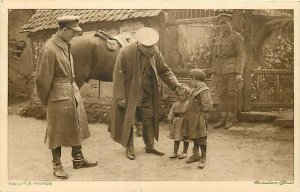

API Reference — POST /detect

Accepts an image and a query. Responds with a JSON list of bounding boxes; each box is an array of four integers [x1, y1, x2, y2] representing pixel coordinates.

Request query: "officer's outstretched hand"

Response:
[[235, 74, 242, 83], [117, 99, 126, 108]]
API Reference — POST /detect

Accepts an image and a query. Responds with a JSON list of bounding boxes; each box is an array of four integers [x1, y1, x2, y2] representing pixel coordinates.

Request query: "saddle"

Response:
[[94, 30, 132, 51]]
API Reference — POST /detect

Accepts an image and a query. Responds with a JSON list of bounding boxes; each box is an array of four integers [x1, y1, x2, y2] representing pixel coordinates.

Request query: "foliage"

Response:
[[187, 27, 219, 69], [188, 42, 215, 69], [84, 102, 111, 124], [260, 35, 294, 69], [251, 36, 294, 107], [19, 101, 46, 120], [19, 100, 111, 124], [255, 17, 293, 56]]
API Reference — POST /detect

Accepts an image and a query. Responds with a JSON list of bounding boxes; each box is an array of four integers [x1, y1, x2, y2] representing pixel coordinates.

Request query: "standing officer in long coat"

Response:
[[35, 16, 97, 179], [109, 27, 182, 160], [211, 13, 246, 129]]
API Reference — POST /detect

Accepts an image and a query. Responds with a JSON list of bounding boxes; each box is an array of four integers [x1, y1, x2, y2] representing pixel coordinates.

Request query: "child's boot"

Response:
[[224, 112, 236, 129], [186, 147, 200, 163], [170, 141, 179, 158], [178, 152, 188, 159], [198, 145, 206, 169], [169, 152, 178, 158]]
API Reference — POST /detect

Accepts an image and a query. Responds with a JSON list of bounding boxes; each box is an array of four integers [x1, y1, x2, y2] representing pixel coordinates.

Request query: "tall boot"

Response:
[[52, 147, 68, 179], [52, 161, 68, 179], [224, 112, 236, 129], [72, 146, 98, 169], [213, 112, 227, 129], [126, 127, 135, 160], [198, 145, 206, 169], [186, 143, 200, 163]]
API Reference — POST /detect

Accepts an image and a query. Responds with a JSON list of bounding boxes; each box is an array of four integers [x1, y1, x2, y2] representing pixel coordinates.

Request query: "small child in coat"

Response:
[[186, 69, 213, 169], [167, 84, 191, 159]]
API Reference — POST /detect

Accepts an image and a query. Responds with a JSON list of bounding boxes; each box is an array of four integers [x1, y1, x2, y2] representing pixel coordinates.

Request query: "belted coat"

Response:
[[186, 82, 213, 139], [35, 34, 90, 149], [211, 30, 246, 75], [109, 41, 180, 148]]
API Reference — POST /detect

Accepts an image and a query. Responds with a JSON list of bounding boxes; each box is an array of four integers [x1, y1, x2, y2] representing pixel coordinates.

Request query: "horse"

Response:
[[71, 31, 131, 88]]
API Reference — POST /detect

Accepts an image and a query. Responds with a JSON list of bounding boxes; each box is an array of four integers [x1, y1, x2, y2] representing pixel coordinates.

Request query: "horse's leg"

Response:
[[75, 68, 90, 89], [76, 79, 85, 89]]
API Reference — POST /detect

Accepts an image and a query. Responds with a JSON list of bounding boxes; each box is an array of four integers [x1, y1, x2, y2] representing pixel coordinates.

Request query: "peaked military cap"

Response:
[[135, 27, 159, 47], [217, 13, 233, 23], [57, 15, 82, 32]]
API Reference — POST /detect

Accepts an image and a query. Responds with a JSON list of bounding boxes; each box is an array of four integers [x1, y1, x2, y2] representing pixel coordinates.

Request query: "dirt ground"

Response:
[[7, 103, 294, 181]]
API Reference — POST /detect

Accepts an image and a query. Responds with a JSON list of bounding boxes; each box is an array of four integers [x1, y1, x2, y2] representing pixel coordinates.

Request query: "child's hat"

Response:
[[189, 69, 206, 81]]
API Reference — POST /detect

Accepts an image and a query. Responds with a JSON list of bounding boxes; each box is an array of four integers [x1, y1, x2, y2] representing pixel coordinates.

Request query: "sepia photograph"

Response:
[[1, 1, 299, 192]]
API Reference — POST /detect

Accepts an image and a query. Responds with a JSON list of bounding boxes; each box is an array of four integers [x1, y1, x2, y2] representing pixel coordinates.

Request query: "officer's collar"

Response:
[[51, 33, 70, 49]]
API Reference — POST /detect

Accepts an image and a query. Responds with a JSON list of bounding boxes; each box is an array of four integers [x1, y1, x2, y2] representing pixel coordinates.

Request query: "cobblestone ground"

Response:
[[7, 111, 293, 181]]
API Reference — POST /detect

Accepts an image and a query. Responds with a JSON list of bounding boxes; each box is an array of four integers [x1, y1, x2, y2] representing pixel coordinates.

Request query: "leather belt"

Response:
[[53, 76, 75, 83], [174, 112, 185, 117]]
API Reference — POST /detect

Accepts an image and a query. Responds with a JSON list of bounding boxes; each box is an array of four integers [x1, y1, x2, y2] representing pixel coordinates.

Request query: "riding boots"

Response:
[[213, 112, 227, 129], [198, 145, 207, 169]]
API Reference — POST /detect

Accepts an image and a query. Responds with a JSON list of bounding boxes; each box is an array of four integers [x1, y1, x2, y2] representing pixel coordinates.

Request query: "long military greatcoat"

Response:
[[35, 34, 90, 149], [109, 41, 180, 148]]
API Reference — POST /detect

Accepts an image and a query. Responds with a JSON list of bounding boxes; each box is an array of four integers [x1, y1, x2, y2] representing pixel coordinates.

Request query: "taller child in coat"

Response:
[[35, 16, 97, 179], [186, 69, 213, 169], [109, 27, 182, 160]]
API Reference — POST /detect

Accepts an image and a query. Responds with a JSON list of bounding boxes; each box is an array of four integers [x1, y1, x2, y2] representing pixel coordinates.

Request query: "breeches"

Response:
[[127, 97, 154, 147], [215, 73, 239, 113]]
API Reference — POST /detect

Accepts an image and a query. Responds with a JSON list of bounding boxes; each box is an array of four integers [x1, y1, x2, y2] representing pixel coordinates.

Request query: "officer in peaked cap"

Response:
[[35, 15, 97, 179], [56, 15, 82, 32], [211, 12, 246, 130], [135, 27, 159, 47], [110, 26, 183, 160], [134, 27, 160, 57]]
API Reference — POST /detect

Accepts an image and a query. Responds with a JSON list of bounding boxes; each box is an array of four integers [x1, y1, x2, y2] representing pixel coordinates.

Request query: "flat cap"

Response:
[[217, 13, 232, 23], [135, 27, 159, 47], [189, 68, 207, 81], [57, 15, 82, 32]]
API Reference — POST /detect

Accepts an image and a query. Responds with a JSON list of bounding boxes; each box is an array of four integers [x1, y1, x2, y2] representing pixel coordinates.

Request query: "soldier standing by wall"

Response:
[[211, 13, 246, 129]]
